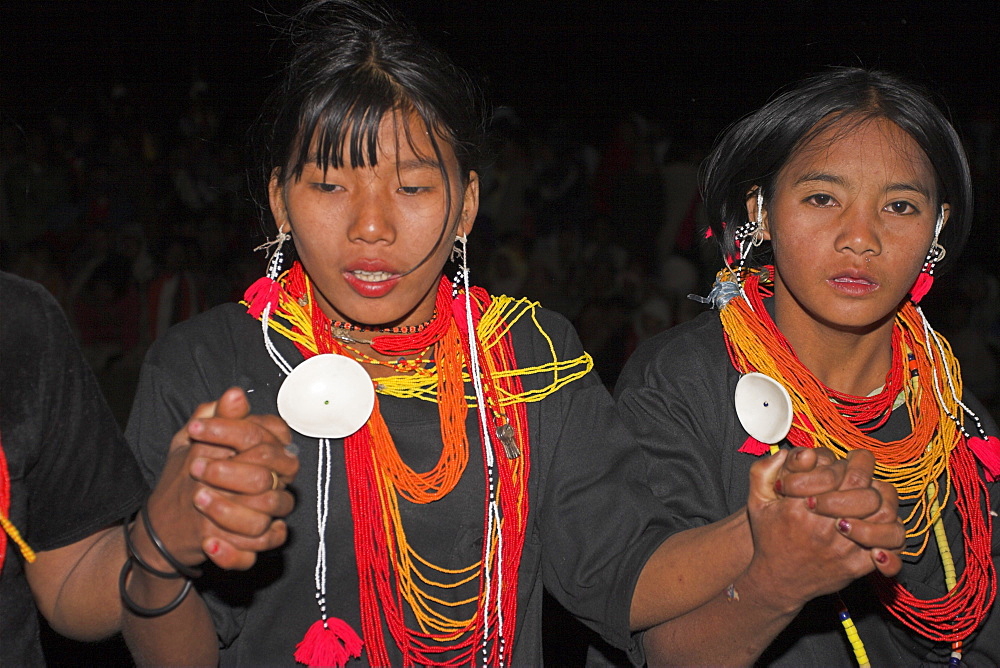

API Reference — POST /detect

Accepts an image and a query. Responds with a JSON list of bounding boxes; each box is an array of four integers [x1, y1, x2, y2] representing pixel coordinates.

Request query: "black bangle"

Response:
[[140, 504, 203, 579], [122, 518, 181, 579], [119, 557, 193, 617]]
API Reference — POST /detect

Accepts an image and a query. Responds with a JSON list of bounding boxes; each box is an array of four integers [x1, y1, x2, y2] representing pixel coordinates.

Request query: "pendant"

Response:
[[331, 325, 368, 346], [276, 354, 375, 438], [495, 417, 521, 459]]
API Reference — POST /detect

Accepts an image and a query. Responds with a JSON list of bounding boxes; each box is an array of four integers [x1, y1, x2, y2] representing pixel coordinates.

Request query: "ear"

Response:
[[744, 186, 771, 241], [268, 168, 291, 233], [938, 203, 951, 232], [457, 171, 479, 238]]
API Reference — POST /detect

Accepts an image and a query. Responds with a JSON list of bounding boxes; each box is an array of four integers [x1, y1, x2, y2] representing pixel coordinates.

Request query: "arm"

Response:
[[121, 388, 298, 667], [639, 450, 904, 667], [629, 447, 900, 630]]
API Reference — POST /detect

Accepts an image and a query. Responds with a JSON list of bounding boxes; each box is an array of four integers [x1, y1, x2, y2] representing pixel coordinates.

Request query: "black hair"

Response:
[[701, 68, 972, 275], [251, 0, 485, 239]]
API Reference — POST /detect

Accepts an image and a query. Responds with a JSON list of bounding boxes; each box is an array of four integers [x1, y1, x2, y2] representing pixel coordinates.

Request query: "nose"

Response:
[[347, 189, 396, 245], [835, 205, 881, 258]]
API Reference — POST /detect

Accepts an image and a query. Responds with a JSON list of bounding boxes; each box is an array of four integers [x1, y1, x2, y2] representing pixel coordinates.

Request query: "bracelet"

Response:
[[119, 557, 193, 617], [140, 504, 203, 579], [122, 518, 181, 579]]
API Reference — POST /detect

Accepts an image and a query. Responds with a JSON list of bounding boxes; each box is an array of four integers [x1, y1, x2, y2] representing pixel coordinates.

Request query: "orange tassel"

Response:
[[294, 618, 363, 668]]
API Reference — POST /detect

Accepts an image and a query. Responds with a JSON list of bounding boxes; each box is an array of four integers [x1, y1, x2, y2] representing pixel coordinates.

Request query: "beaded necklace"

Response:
[[244, 261, 592, 666], [0, 434, 36, 571], [719, 267, 997, 663]]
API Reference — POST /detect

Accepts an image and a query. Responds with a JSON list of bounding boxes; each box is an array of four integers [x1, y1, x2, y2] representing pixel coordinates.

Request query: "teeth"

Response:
[[352, 270, 392, 282]]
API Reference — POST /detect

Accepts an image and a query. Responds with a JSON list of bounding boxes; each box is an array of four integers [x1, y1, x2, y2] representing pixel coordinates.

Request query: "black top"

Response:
[[126, 299, 675, 666], [616, 308, 1000, 666], [0, 272, 148, 666]]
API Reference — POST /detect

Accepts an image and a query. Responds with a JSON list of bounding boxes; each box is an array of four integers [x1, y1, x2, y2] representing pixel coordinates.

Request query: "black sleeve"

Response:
[[528, 309, 677, 651], [614, 315, 750, 530], [0, 272, 147, 551]]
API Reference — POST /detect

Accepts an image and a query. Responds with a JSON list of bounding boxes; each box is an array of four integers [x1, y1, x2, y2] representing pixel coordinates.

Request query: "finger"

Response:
[[871, 549, 903, 577], [194, 488, 296, 534], [243, 414, 293, 448], [839, 449, 876, 491], [780, 447, 827, 473], [202, 522, 289, 571], [870, 480, 900, 519], [834, 516, 906, 551], [193, 455, 298, 495], [778, 460, 845, 498], [187, 416, 288, 456], [807, 487, 882, 519], [749, 449, 788, 504], [213, 387, 252, 421], [191, 399, 220, 420]]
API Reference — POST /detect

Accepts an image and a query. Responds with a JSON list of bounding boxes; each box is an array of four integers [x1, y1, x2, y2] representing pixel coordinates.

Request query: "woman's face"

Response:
[[269, 112, 478, 328], [754, 117, 947, 339]]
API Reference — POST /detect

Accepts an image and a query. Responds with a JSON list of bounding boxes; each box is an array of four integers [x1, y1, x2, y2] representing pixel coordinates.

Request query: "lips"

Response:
[[829, 271, 879, 296], [343, 260, 401, 298]]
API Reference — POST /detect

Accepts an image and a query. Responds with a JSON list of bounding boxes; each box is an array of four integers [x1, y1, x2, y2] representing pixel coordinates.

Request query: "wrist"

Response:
[[738, 559, 808, 617]]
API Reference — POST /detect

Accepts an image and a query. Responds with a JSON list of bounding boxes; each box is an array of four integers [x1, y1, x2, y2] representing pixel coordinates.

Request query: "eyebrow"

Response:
[[397, 157, 442, 171], [794, 172, 931, 198]]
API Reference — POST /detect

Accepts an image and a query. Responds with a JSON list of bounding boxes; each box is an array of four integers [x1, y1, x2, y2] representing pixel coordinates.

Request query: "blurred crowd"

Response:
[[3, 84, 999, 426]]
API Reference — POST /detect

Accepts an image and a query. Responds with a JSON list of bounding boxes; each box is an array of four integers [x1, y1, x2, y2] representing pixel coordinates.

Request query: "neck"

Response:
[[773, 294, 896, 397]]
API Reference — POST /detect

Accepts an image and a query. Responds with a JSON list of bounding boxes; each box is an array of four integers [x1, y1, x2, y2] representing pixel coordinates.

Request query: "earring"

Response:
[[245, 227, 291, 319], [731, 188, 765, 274], [255, 227, 292, 280], [909, 208, 946, 304], [451, 233, 469, 298]]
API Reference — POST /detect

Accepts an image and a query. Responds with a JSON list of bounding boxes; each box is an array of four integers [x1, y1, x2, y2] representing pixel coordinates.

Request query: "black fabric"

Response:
[[616, 308, 1000, 666], [0, 272, 148, 666], [125, 300, 675, 666]]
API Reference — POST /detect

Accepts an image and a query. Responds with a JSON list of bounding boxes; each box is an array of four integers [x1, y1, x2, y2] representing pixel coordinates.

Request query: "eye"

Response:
[[805, 193, 835, 207], [885, 200, 918, 215], [398, 185, 430, 195], [312, 182, 342, 193]]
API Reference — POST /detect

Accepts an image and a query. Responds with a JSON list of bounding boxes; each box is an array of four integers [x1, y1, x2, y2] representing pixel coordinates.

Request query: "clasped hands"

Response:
[[138, 387, 300, 576], [745, 447, 906, 610]]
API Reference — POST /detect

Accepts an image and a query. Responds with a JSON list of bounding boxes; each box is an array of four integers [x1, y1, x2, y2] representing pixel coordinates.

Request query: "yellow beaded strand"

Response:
[[0, 511, 36, 562]]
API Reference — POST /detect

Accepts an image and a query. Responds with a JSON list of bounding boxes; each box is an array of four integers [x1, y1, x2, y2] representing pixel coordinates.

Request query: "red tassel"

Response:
[[738, 436, 771, 456], [909, 272, 934, 304], [968, 435, 1000, 482], [244, 276, 281, 319], [294, 618, 363, 667]]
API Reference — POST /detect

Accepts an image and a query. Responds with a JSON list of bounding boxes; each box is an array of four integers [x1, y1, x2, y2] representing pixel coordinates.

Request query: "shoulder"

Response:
[[146, 302, 259, 365], [616, 308, 728, 395], [1, 271, 67, 341]]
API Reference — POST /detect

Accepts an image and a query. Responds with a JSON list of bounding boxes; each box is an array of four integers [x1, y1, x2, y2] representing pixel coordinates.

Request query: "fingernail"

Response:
[[875, 550, 888, 564], [206, 539, 220, 555], [189, 419, 204, 436], [284, 443, 300, 457], [190, 458, 206, 478], [773, 479, 783, 494], [195, 489, 212, 509], [807, 496, 816, 510], [838, 519, 851, 533]]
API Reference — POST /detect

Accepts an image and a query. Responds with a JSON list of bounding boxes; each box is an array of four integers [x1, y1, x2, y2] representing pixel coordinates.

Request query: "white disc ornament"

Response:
[[277, 354, 375, 438], [734, 372, 793, 444]]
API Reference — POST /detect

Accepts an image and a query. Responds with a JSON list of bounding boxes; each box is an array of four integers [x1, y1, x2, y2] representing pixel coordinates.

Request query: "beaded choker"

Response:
[[719, 267, 997, 659]]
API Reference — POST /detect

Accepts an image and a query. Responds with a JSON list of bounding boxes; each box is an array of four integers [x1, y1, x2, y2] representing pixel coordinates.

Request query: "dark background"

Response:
[[6, 1, 998, 143]]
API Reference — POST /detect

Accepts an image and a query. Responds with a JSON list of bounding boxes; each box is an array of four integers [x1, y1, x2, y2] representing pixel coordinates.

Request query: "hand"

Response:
[[774, 447, 904, 576], [143, 388, 299, 571], [741, 451, 897, 612]]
